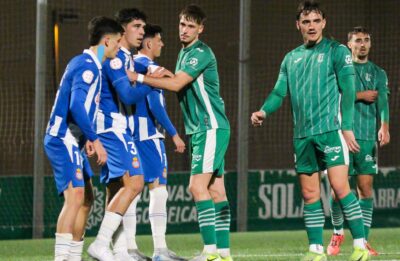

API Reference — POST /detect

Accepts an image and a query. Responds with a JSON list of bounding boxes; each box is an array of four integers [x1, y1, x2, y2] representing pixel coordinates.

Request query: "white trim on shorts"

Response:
[[203, 129, 217, 173], [338, 130, 349, 165]]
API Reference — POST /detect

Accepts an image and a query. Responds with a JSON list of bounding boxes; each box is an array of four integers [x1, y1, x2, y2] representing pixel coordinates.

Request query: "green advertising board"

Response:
[[0, 168, 399, 239]]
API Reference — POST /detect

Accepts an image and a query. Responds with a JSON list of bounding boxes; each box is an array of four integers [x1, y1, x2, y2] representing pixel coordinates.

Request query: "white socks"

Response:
[[96, 211, 123, 246], [203, 244, 218, 254], [334, 228, 344, 235], [54, 233, 72, 260], [218, 248, 231, 258], [309, 244, 324, 254], [123, 193, 141, 250], [68, 240, 84, 261], [354, 238, 366, 249], [149, 186, 168, 249]]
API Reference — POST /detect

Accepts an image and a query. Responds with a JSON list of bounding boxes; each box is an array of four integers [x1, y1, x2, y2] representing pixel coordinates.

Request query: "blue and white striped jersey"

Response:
[[46, 49, 102, 146], [96, 47, 135, 135], [133, 54, 177, 141]]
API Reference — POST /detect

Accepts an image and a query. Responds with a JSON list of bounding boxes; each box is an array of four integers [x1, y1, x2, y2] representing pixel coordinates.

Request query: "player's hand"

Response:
[[92, 139, 107, 165], [378, 123, 390, 147], [342, 130, 360, 153], [172, 134, 186, 153], [251, 111, 266, 127], [85, 141, 95, 157], [126, 69, 138, 83], [149, 67, 174, 78], [358, 90, 378, 103]]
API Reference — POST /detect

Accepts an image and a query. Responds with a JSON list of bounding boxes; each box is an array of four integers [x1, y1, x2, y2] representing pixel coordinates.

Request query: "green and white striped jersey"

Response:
[[175, 40, 230, 135], [279, 37, 355, 138], [353, 61, 389, 140]]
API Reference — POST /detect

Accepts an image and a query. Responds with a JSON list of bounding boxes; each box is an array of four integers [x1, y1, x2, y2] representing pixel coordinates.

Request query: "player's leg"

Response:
[[293, 136, 326, 261], [207, 129, 231, 261], [320, 131, 368, 260], [356, 140, 378, 256], [327, 190, 345, 256], [44, 135, 85, 261]]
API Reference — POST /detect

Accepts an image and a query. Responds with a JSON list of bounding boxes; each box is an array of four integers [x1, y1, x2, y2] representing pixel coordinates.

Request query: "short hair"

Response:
[[347, 26, 371, 41], [179, 4, 207, 25], [138, 24, 163, 51], [115, 8, 147, 25], [88, 16, 124, 46], [296, 0, 326, 20]]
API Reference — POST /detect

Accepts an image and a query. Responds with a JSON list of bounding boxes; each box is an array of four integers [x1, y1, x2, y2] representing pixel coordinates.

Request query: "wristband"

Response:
[[137, 73, 144, 83]]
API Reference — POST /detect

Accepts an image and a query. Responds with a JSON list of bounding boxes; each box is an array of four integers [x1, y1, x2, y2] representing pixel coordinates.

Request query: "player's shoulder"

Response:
[[326, 38, 348, 52], [69, 52, 99, 78], [368, 61, 386, 75], [191, 41, 214, 57], [133, 54, 152, 66]]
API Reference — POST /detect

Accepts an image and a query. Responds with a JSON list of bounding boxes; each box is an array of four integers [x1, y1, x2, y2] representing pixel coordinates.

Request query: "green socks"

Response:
[[359, 198, 373, 240], [215, 201, 231, 249], [195, 199, 217, 245], [339, 192, 365, 239], [303, 200, 325, 245], [330, 197, 344, 231]]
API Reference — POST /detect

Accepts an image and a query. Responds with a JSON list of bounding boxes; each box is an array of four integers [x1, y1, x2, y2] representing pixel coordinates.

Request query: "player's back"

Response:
[[97, 47, 134, 135], [46, 50, 101, 144], [133, 54, 165, 141], [283, 37, 354, 138]]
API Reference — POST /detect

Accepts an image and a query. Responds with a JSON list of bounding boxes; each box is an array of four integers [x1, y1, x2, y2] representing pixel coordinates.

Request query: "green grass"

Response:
[[0, 228, 399, 260]]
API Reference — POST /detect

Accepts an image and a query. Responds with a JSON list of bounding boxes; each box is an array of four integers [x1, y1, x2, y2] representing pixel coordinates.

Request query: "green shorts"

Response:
[[189, 129, 230, 176], [293, 130, 349, 174], [349, 140, 378, 175]]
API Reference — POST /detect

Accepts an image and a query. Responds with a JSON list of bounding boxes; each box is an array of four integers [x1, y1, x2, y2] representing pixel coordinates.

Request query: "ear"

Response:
[[296, 21, 300, 31], [321, 18, 326, 30], [347, 41, 352, 49], [198, 24, 204, 34], [104, 36, 110, 47], [146, 40, 152, 50]]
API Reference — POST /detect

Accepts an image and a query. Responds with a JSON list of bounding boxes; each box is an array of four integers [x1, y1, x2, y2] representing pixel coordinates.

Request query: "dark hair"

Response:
[[348, 26, 371, 41], [88, 16, 124, 46], [296, 0, 326, 20], [138, 24, 163, 51], [115, 8, 147, 25], [179, 4, 207, 25]]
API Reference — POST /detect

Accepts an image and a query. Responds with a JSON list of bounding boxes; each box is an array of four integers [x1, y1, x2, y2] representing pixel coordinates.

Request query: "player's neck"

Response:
[[89, 45, 105, 63], [182, 38, 199, 49], [120, 38, 133, 53], [139, 50, 155, 60], [353, 55, 368, 64]]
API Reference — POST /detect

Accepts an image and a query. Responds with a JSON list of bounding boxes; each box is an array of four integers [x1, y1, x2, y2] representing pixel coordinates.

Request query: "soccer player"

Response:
[[131, 23, 187, 261], [250, 1, 369, 261], [44, 16, 123, 261], [327, 26, 390, 257], [87, 8, 152, 261], [126, 5, 232, 261]]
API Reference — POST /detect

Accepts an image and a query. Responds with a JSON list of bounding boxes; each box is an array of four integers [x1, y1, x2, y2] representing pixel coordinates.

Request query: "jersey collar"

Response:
[[135, 52, 153, 61], [120, 46, 131, 55], [183, 39, 202, 51], [83, 49, 102, 69]]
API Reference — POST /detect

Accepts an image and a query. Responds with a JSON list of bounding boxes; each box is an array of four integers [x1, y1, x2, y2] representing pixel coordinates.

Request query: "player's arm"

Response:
[[147, 90, 185, 153], [251, 57, 288, 127], [377, 70, 390, 146], [334, 44, 359, 152], [106, 58, 152, 105]]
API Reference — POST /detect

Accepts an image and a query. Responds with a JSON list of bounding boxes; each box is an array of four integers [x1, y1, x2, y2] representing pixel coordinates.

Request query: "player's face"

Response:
[[296, 11, 326, 46], [150, 33, 164, 58], [348, 32, 371, 59], [123, 19, 146, 48], [179, 16, 203, 47], [104, 33, 122, 59]]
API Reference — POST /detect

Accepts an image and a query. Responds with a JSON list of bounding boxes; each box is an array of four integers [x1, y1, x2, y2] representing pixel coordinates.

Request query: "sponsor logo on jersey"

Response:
[[365, 73, 371, 82], [82, 70, 94, 84], [132, 157, 140, 168], [294, 57, 303, 64], [345, 55, 352, 65], [76, 168, 83, 180], [85, 59, 93, 63], [189, 57, 198, 67], [324, 146, 342, 154], [193, 154, 202, 162], [331, 155, 340, 161], [196, 47, 204, 52], [365, 154, 374, 162], [317, 53, 324, 63], [192, 164, 198, 170], [110, 57, 123, 70]]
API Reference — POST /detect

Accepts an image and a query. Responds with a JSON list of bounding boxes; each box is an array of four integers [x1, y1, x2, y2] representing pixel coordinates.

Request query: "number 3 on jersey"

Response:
[[128, 141, 138, 155]]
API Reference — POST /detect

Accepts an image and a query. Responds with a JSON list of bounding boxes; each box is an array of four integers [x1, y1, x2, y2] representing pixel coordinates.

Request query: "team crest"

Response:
[[82, 70, 94, 84], [76, 168, 83, 180], [365, 154, 374, 162], [345, 55, 352, 65], [132, 157, 140, 169], [110, 57, 123, 70], [365, 73, 371, 82], [317, 53, 324, 63], [189, 58, 198, 67], [162, 167, 167, 178]]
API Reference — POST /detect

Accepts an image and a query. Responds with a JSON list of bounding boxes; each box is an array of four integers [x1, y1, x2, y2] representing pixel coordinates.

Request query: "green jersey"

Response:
[[264, 38, 355, 138], [353, 61, 389, 140], [175, 40, 230, 135]]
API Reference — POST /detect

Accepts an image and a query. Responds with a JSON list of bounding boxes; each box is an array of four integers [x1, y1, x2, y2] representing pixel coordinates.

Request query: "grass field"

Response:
[[0, 228, 399, 260]]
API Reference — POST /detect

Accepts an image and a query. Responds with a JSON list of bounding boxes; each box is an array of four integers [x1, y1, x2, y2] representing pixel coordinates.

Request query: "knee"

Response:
[[127, 178, 144, 196], [301, 187, 320, 204], [189, 182, 208, 200], [357, 185, 373, 199], [209, 187, 227, 202]]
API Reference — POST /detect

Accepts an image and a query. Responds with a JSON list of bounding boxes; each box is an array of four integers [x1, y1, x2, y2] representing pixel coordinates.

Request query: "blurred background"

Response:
[[0, 0, 399, 240]]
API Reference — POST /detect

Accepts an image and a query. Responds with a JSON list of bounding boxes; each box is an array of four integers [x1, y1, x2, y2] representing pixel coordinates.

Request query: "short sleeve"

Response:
[[104, 56, 128, 85], [179, 48, 212, 79], [71, 65, 97, 92], [333, 44, 355, 77]]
